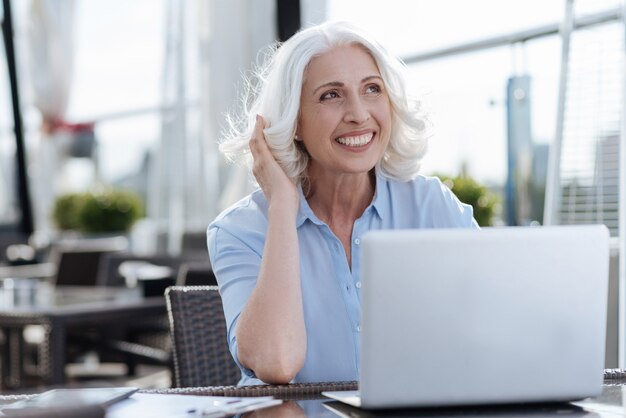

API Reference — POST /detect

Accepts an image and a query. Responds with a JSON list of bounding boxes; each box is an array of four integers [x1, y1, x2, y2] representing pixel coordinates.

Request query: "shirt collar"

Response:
[[370, 169, 388, 220], [295, 169, 389, 228], [296, 185, 324, 228]]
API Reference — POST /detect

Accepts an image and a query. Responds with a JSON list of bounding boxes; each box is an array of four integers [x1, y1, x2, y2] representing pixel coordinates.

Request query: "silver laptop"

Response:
[[324, 225, 609, 409]]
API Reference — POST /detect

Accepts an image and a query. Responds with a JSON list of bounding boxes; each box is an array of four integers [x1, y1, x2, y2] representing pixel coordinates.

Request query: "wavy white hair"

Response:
[[219, 21, 430, 184]]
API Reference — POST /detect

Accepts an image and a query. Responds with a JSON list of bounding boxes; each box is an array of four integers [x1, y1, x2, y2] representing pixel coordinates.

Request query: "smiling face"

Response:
[[297, 44, 392, 181]]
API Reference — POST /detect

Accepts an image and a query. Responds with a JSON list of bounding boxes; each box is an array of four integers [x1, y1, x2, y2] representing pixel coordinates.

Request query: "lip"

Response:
[[333, 129, 378, 154], [334, 130, 376, 151], [335, 129, 375, 140]]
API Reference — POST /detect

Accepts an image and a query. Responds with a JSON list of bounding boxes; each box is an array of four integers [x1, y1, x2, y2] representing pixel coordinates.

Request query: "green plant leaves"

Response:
[[436, 174, 498, 227], [52, 189, 143, 233]]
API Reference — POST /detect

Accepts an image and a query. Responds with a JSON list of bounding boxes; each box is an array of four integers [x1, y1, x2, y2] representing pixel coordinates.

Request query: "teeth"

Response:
[[336, 133, 373, 147]]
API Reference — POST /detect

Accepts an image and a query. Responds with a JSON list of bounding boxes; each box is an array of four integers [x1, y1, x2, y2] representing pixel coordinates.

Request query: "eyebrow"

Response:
[[311, 75, 383, 96]]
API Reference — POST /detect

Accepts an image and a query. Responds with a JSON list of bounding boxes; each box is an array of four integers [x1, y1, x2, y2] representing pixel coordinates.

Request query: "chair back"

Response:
[[181, 231, 208, 252], [176, 262, 217, 286], [97, 253, 187, 287], [165, 286, 240, 387], [52, 236, 128, 286]]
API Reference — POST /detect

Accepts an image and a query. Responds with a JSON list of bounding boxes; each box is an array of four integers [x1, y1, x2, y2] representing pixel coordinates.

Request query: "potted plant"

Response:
[[52, 189, 143, 234], [436, 174, 499, 227]]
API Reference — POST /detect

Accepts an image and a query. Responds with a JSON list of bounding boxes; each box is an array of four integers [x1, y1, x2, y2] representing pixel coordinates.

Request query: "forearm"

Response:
[[235, 202, 306, 383]]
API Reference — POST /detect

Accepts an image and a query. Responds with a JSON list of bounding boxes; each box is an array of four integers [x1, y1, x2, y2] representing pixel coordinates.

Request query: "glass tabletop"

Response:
[[0, 278, 143, 312], [0, 385, 624, 418], [240, 385, 626, 418]]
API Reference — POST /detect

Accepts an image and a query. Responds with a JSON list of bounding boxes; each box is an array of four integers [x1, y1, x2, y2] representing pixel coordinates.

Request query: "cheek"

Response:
[[374, 104, 392, 132], [306, 108, 339, 136]]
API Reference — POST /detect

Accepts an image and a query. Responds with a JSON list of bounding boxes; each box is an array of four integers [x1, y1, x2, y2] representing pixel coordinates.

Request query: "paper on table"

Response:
[[106, 393, 282, 418]]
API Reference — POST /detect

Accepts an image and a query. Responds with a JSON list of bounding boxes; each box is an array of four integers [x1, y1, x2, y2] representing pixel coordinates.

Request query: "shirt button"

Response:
[[354, 238, 361, 245], [356, 281, 361, 289], [356, 324, 361, 332]]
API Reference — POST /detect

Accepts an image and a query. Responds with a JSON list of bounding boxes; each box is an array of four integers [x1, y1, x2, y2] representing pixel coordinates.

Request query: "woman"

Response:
[[208, 21, 478, 386]]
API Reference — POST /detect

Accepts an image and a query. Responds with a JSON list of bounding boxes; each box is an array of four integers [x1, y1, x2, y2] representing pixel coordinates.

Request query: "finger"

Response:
[[254, 114, 266, 139], [250, 115, 262, 140], [250, 115, 270, 156]]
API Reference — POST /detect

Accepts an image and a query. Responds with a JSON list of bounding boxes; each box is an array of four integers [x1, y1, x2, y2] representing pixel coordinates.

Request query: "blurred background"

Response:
[[0, 0, 624, 391], [1, 0, 623, 242]]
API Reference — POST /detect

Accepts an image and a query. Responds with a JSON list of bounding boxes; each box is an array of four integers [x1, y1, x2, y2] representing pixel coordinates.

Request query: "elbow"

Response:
[[238, 344, 305, 384], [255, 356, 304, 384]]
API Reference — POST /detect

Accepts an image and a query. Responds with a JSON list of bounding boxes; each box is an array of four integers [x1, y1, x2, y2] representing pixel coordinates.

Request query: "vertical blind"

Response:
[[558, 2, 624, 236]]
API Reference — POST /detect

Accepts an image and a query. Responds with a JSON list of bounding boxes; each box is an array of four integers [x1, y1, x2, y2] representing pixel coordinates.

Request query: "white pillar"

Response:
[[543, 0, 575, 226], [618, 0, 626, 368]]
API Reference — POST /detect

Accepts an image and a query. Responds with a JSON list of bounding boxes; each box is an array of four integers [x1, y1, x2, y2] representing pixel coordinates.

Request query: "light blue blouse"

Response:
[[208, 173, 479, 385]]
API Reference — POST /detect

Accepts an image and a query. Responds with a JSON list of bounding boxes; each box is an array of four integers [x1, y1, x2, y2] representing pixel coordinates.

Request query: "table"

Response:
[[0, 381, 625, 417], [145, 382, 626, 418], [0, 283, 166, 389], [0, 263, 56, 280]]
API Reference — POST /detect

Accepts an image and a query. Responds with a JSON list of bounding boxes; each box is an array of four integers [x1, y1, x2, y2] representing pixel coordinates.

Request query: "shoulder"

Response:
[[208, 189, 268, 253], [386, 174, 452, 200], [384, 174, 478, 228], [211, 189, 267, 228]]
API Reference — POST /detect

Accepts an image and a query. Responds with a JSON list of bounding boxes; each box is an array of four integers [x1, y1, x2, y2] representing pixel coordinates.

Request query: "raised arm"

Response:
[[235, 115, 306, 383]]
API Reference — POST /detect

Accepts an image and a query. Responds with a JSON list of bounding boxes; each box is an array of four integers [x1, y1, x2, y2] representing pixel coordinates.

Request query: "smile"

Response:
[[335, 132, 374, 147]]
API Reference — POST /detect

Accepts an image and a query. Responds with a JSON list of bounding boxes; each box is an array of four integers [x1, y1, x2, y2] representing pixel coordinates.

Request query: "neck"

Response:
[[305, 168, 376, 225]]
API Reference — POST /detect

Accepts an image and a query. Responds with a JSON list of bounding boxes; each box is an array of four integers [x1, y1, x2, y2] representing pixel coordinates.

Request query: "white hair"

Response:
[[219, 21, 430, 184]]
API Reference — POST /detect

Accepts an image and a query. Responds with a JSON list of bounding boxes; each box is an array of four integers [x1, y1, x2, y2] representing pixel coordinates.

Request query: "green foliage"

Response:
[[436, 174, 498, 227], [52, 189, 143, 233], [52, 193, 87, 230]]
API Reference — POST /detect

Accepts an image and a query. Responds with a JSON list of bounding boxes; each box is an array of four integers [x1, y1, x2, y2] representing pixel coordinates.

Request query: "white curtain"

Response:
[[26, 0, 76, 234], [27, 0, 75, 122], [148, 0, 278, 253], [141, 0, 328, 252], [202, 0, 276, 212], [301, 0, 328, 28]]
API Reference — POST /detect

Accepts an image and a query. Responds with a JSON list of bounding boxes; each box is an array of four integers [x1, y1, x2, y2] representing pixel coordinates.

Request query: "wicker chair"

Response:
[[165, 286, 241, 387], [144, 380, 359, 399], [165, 286, 359, 396]]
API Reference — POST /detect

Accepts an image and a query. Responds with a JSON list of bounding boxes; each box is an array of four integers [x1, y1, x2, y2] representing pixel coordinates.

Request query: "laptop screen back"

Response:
[[359, 225, 609, 409]]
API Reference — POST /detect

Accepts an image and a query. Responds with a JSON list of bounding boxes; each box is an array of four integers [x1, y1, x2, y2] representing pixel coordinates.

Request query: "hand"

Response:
[[249, 115, 299, 212]]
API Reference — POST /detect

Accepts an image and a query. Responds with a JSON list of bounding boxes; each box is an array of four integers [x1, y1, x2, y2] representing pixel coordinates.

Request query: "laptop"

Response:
[[323, 225, 610, 409], [322, 399, 592, 418]]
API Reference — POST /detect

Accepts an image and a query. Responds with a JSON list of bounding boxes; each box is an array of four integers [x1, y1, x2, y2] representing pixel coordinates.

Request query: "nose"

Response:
[[343, 95, 370, 124]]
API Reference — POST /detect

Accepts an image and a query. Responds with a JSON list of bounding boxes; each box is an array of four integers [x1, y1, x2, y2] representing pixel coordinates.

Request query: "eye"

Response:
[[365, 84, 382, 94], [320, 90, 340, 101]]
